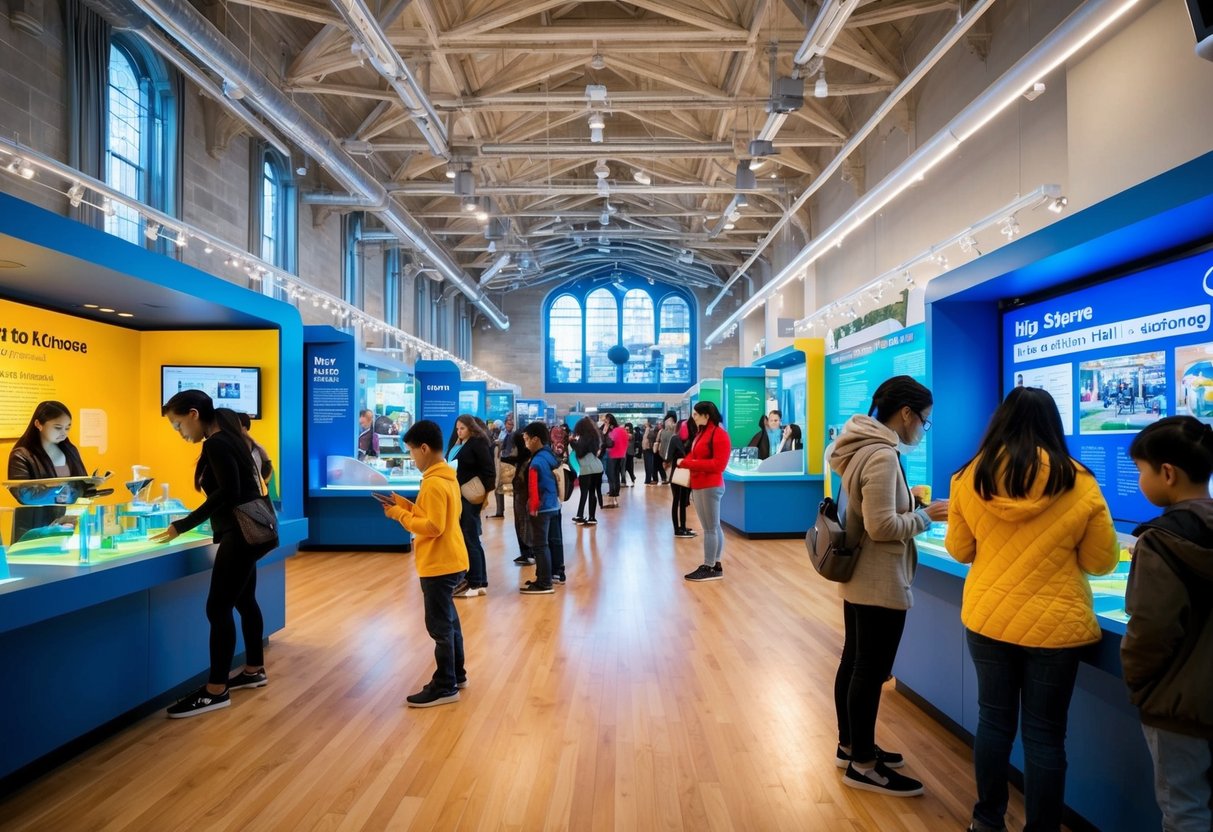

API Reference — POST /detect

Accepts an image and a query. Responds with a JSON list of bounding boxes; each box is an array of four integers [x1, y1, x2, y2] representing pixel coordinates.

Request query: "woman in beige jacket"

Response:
[[828, 376, 949, 797]]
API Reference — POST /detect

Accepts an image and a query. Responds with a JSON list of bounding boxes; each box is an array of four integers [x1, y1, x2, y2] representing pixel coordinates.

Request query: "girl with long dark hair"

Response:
[[678, 401, 731, 581], [7, 401, 91, 540], [570, 416, 604, 525], [447, 414, 496, 598], [829, 375, 948, 796], [948, 386, 1118, 831], [153, 390, 275, 718], [665, 418, 696, 537]]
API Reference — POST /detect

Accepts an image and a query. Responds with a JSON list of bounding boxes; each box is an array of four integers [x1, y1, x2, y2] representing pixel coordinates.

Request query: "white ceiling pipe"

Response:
[[705, 0, 998, 317], [114, 0, 508, 330], [477, 253, 512, 286], [704, 0, 1144, 345], [383, 183, 781, 197]]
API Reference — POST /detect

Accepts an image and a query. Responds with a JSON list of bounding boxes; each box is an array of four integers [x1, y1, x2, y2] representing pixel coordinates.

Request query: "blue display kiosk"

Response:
[[0, 192, 307, 783], [895, 150, 1213, 832]]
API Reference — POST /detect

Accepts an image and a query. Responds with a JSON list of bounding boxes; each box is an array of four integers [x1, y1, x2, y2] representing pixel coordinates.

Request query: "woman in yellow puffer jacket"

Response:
[[947, 387, 1118, 832]]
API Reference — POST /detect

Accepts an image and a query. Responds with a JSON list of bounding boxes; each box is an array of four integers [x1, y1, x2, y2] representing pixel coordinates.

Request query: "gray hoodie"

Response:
[[829, 415, 929, 610], [1122, 499, 1213, 739]]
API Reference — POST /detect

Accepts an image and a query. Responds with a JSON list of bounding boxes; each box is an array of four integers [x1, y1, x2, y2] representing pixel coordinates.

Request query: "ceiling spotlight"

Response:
[[585, 84, 609, 102], [748, 158, 766, 171], [1047, 196, 1069, 214], [902, 269, 914, 285], [590, 53, 606, 70], [102, 198, 116, 217], [633, 170, 651, 185], [600, 210, 610, 226], [677, 250, 693, 265], [958, 235, 979, 255], [67, 183, 85, 207], [596, 178, 610, 197], [18, 162, 34, 179], [1023, 81, 1047, 102], [723, 222, 736, 230], [144, 221, 160, 242], [487, 240, 497, 253], [203, 242, 214, 254], [462, 196, 477, 212], [934, 253, 949, 270], [222, 79, 245, 100], [445, 168, 457, 180], [814, 71, 828, 99], [598, 234, 608, 245], [588, 111, 606, 130], [589, 127, 603, 144], [295, 158, 309, 177], [593, 160, 610, 179], [1000, 216, 1021, 239]]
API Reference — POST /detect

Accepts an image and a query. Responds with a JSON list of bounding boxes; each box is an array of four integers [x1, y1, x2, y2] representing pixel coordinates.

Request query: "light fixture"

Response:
[[18, 162, 34, 179], [1000, 216, 1021, 239], [814, 70, 829, 98], [203, 242, 214, 254], [633, 170, 651, 185], [1047, 196, 1069, 214], [222, 79, 245, 100], [67, 183, 85, 207], [144, 221, 160, 242], [677, 250, 694, 265], [99, 307, 115, 313], [445, 168, 457, 179], [934, 253, 949, 270], [474, 197, 490, 223], [723, 222, 736, 230], [83, 303, 99, 309], [102, 198, 115, 218], [585, 84, 608, 102], [588, 111, 606, 130], [958, 234, 980, 255], [590, 53, 606, 70], [589, 127, 604, 143], [596, 178, 610, 197], [454, 169, 474, 197], [1023, 81, 1047, 101], [117, 312, 134, 318], [593, 159, 610, 179], [599, 210, 610, 226]]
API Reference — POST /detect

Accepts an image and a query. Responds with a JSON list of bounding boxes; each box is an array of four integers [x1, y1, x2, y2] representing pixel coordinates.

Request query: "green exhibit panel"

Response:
[[721, 367, 766, 449]]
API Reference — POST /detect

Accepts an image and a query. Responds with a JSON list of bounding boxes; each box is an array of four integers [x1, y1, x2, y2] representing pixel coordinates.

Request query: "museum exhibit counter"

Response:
[[0, 190, 306, 783], [720, 452, 823, 537], [895, 533, 1151, 831]]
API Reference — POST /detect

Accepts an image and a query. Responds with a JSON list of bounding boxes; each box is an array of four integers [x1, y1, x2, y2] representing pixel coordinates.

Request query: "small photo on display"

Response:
[[1078, 351, 1167, 433], [1175, 342, 1213, 424]]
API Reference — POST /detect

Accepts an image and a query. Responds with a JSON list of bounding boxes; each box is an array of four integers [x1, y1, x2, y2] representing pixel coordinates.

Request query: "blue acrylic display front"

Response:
[[1002, 248, 1213, 526]]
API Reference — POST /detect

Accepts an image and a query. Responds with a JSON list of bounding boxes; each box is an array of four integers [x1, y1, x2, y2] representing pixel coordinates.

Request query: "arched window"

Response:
[[543, 277, 696, 393], [251, 147, 296, 292], [105, 35, 177, 246], [658, 296, 692, 385], [548, 295, 583, 383]]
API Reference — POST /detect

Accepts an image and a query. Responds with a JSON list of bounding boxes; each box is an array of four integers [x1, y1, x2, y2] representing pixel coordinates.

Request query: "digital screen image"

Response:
[[1078, 351, 1167, 434], [162, 365, 261, 418], [1175, 342, 1213, 423], [1002, 246, 1213, 525]]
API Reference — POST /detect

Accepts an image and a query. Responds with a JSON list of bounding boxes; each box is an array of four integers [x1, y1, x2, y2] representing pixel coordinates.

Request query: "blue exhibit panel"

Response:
[[720, 472, 822, 537], [487, 390, 514, 424], [416, 360, 462, 442], [460, 380, 487, 421]]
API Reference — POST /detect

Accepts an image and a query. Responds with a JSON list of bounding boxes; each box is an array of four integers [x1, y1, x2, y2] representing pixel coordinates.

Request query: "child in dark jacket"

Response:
[[1125, 416, 1213, 831], [520, 422, 564, 594]]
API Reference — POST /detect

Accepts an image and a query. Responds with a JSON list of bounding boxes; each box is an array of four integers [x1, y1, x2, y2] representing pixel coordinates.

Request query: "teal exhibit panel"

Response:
[[515, 398, 546, 425], [303, 327, 421, 550], [459, 380, 487, 422], [899, 151, 1213, 832], [721, 367, 765, 448], [0, 191, 306, 783], [486, 389, 514, 424]]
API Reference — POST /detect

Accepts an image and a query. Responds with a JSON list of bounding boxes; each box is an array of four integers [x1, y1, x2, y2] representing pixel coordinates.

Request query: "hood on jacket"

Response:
[[829, 415, 898, 476], [424, 461, 459, 483], [960, 450, 1084, 525], [1135, 498, 1213, 581]]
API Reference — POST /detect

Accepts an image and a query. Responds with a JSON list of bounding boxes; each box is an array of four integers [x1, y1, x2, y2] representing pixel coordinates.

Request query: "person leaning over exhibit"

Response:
[[446, 415, 495, 598], [7, 400, 92, 541], [357, 409, 379, 460], [947, 386, 1118, 832], [829, 375, 947, 797], [153, 391, 276, 719], [678, 401, 731, 582]]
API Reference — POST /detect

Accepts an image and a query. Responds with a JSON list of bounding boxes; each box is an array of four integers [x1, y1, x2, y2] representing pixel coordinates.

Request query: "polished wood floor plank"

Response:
[[0, 483, 1047, 831]]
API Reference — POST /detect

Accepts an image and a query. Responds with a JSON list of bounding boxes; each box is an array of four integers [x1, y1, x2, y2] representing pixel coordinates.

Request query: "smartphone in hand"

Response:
[[371, 491, 394, 506]]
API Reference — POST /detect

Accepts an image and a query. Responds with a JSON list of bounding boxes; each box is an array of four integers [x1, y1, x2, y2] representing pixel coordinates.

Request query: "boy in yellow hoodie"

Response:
[[376, 420, 469, 708]]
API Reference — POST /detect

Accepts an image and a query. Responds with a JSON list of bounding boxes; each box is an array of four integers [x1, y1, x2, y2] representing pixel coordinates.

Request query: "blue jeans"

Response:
[[528, 509, 564, 585], [419, 571, 466, 693], [691, 486, 725, 566], [1142, 724, 1213, 832], [966, 629, 1083, 832], [460, 497, 487, 587]]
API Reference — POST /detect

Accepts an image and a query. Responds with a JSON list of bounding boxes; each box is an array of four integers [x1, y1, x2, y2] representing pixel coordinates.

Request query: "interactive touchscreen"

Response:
[[1002, 248, 1213, 524], [162, 365, 261, 418]]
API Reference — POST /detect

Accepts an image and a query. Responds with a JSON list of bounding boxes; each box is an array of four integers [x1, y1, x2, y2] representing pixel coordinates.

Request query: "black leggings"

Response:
[[834, 600, 907, 763], [670, 483, 690, 531], [206, 531, 269, 686], [577, 472, 603, 519]]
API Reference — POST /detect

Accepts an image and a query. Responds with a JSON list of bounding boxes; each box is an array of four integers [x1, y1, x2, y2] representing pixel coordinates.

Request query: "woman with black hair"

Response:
[[570, 416, 604, 525], [678, 401, 731, 581], [778, 423, 803, 454], [153, 390, 275, 718], [7, 400, 92, 541], [510, 431, 536, 566], [948, 386, 1118, 832], [447, 414, 496, 598], [665, 418, 696, 538], [601, 413, 628, 507], [828, 375, 948, 796]]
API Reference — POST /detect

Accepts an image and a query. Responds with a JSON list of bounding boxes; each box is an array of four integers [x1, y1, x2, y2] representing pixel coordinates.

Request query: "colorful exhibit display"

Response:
[[1002, 247, 1213, 525]]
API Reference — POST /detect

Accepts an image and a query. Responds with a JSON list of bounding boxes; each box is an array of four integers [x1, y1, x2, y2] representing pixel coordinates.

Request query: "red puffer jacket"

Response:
[[678, 423, 731, 489]]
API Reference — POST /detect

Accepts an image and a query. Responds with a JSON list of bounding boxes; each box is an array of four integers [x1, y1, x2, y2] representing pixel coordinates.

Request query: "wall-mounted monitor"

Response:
[[162, 365, 261, 418], [1187, 0, 1213, 61]]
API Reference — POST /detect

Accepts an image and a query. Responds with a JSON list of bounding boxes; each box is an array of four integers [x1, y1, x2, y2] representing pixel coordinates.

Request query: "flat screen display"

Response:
[[162, 365, 261, 418], [1002, 247, 1213, 524]]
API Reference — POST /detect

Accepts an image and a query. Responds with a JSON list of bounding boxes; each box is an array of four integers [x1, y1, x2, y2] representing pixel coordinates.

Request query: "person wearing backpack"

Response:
[[829, 376, 947, 797], [947, 387, 1117, 831], [1123, 416, 1213, 832], [520, 422, 565, 594]]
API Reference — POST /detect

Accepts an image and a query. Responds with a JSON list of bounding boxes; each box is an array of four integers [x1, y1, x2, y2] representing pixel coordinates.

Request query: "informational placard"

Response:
[[824, 323, 929, 488], [1003, 248, 1213, 523], [415, 360, 461, 444], [486, 390, 514, 425], [459, 380, 487, 422], [722, 367, 765, 450], [162, 365, 260, 417], [305, 334, 356, 488]]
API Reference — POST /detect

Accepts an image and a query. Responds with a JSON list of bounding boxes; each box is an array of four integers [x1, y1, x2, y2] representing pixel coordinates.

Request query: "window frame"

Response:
[[543, 276, 697, 393]]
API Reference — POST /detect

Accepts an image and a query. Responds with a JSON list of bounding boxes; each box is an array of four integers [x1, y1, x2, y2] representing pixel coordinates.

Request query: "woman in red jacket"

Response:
[[678, 401, 732, 582]]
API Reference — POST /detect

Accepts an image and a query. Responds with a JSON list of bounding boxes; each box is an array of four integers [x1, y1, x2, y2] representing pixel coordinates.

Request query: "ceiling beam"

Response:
[[607, 53, 730, 99], [846, 0, 959, 28], [621, 0, 741, 32], [473, 54, 589, 98], [221, 0, 340, 25], [445, 0, 576, 38]]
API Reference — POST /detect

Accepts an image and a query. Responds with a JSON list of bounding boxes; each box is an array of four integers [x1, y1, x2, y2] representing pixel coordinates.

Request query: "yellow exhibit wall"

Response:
[[138, 330, 281, 505], [0, 297, 281, 512]]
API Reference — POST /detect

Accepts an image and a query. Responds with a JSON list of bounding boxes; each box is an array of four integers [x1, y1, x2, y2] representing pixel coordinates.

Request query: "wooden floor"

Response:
[[0, 483, 1037, 831]]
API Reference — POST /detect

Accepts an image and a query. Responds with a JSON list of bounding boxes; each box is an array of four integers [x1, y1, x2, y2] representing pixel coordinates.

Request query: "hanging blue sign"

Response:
[[415, 359, 462, 444]]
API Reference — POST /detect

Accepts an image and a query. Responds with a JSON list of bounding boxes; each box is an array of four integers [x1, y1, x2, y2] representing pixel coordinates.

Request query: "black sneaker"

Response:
[[835, 744, 904, 769], [585, 518, 597, 525], [684, 565, 721, 582], [842, 762, 923, 797], [967, 821, 1007, 832], [572, 516, 587, 525], [227, 669, 268, 690], [712, 562, 722, 576], [167, 686, 230, 719], [456, 677, 468, 689], [451, 579, 470, 596], [674, 529, 695, 538], [520, 581, 554, 595], [512, 555, 535, 565], [552, 572, 566, 584], [406, 685, 460, 708]]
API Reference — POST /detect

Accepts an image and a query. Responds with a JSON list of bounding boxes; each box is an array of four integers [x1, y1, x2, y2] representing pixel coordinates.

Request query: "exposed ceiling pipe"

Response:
[[329, 0, 447, 157], [704, 0, 1145, 345], [477, 253, 512, 285], [105, 0, 508, 329], [705, 0, 998, 316]]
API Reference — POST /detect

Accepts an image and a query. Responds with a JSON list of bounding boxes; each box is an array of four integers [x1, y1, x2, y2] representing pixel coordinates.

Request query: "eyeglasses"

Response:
[[916, 412, 932, 432]]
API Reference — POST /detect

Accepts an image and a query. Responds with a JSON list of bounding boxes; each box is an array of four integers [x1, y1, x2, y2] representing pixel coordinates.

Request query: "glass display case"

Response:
[[725, 445, 806, 476], [322, 454, 422, 491], [915, 524, 1134, 631], [357, 361, 415, 464]]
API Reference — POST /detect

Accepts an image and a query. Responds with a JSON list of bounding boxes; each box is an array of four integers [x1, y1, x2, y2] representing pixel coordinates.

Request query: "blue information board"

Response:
[[304, 328, 357, 488], [415, 360, 462, 445], [486, 390, 514, 425], [1002, 248, 1213, 525], [824, 323, 930, 488]]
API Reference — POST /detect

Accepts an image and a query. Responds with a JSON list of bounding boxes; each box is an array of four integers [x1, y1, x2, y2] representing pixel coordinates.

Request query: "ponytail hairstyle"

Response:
[[868, 375, 933, 423], [960, 386, 1078, 500], [692, 400, 723, 427], [163, 391, 251, 491], [1129, 415, 1213, 484], [13, 400, 85, 476]]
